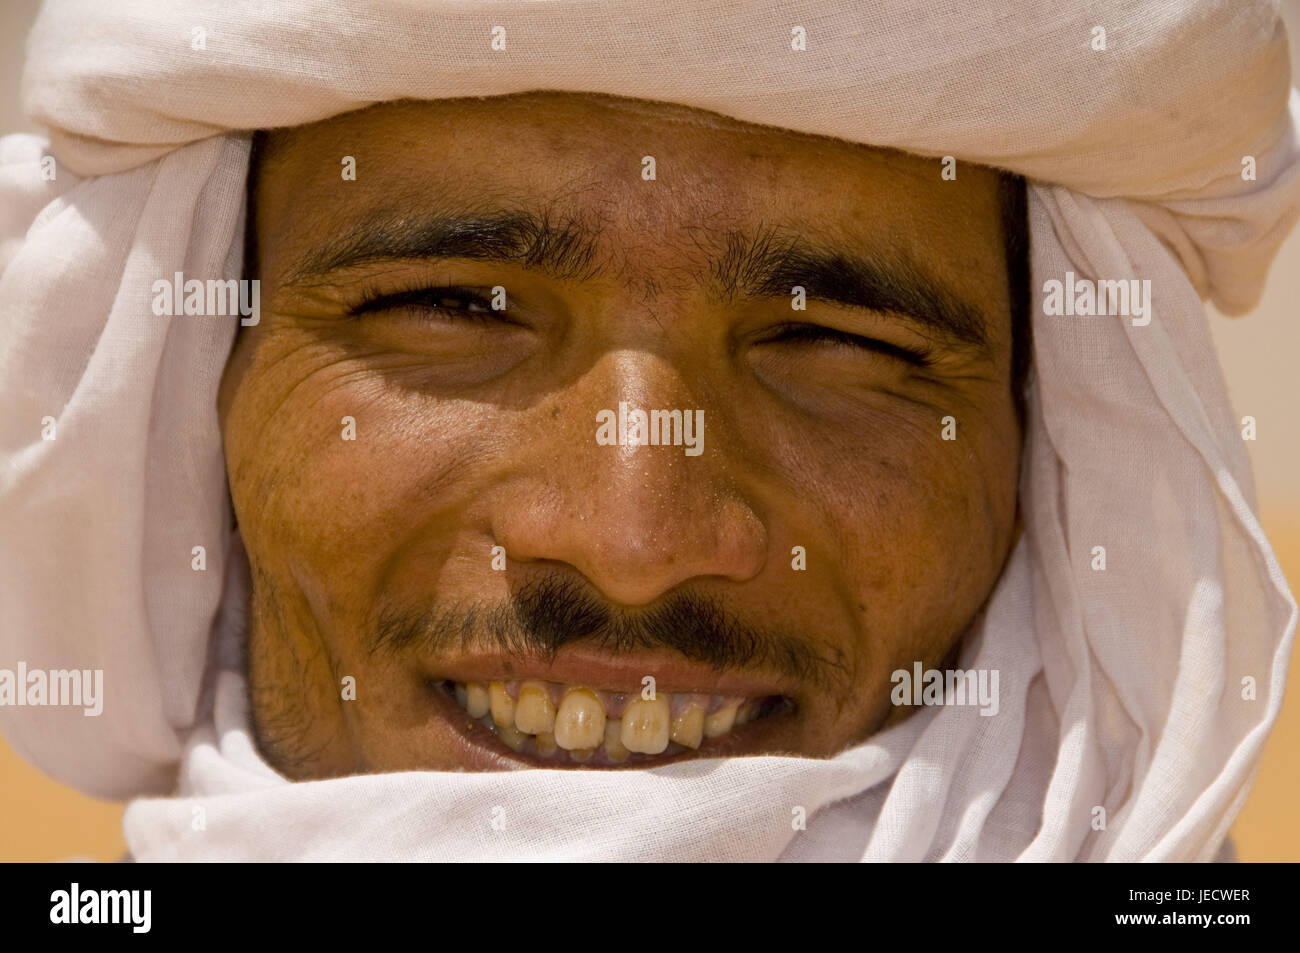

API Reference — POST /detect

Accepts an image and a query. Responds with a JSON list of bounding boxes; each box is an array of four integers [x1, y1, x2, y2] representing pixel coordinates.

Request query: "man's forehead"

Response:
[[259, 100, 903, 237], [258, 92, 996, 224]]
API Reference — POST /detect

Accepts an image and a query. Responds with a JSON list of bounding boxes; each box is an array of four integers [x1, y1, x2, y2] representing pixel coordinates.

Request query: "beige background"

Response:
[[1, 1, 1297, 861]]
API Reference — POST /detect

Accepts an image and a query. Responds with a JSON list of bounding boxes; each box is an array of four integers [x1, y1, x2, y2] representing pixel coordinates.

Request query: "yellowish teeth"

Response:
[[670, 703, 705, 749], [554, 688, 605, 751], [704, 700, 738, 738], [497, 722, 527, 752], [465, 682, 490, 719], [515, 680, 556, 735], [604, 718, 629, 763], [489, 681, 515, 729], [448, 679, 777, 763], [621, 696, 671, 754]]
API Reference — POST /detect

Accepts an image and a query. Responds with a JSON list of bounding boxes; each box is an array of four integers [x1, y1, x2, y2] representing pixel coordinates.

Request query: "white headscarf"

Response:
[[1, 0, 1296, 861]]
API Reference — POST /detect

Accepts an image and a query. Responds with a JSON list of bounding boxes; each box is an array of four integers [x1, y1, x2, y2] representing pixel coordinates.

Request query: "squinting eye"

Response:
[[348, 286, 500, 321], [762, 322, 934, 367]]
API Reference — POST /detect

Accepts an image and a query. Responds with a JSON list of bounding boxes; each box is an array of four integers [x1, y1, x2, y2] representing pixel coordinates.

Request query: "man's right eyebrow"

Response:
[[283, 209, 604, 287]]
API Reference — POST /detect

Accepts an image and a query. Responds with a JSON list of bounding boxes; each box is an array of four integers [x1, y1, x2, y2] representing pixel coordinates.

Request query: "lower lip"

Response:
[[423, 677, 796, 770]]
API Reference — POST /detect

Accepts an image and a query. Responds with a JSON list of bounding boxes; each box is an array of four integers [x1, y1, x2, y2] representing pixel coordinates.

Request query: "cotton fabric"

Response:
[[1, 0, 1297, 861]]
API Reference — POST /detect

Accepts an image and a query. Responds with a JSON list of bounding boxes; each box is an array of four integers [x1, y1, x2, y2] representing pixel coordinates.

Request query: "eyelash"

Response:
[[765, 322, 936, 367], [348, 284, 500, 322]]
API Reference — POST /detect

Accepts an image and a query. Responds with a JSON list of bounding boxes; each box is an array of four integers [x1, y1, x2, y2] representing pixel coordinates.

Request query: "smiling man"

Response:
[[2, 0, 1297, 863], [223, 94, 1027, 776]]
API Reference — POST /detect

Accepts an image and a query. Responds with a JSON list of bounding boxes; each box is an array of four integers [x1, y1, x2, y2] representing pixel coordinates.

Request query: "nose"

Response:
[[492, 351, 767, 607]]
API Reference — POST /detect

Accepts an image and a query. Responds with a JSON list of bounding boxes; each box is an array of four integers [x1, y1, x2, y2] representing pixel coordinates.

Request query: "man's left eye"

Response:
[[760, 322, 933, 366], [348, 286, 500, 320]]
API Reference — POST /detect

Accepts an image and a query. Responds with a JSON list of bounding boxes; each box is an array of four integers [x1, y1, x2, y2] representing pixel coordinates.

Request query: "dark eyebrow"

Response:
[[707, 227, 990, 353], [285, 209, 604, 287], [285, 209, 990, 354]]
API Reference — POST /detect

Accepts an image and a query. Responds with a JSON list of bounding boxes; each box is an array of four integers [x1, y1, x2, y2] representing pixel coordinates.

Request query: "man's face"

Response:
[[218, 92, 1022, 777]]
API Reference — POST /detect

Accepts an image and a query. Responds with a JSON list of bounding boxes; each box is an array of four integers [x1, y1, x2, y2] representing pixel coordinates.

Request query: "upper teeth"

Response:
[[447, 678, 768, 764]]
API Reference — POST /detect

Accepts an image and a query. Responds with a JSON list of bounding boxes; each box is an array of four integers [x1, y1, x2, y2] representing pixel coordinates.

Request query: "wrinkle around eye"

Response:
[[267, 315, 537, 393], [251, 344, 393, 428]]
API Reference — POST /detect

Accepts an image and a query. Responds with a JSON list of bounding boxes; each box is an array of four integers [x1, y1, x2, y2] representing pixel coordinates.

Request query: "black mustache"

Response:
[[373, 573, 846, 690]]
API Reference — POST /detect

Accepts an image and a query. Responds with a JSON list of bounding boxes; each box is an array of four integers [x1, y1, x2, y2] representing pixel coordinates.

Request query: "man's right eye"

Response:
[[348, 285, 502, 322]]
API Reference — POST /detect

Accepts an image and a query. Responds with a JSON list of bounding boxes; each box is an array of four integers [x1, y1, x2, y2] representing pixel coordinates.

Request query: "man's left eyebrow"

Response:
[[709, 227, 992, 353], [282, 208, 604, 287]]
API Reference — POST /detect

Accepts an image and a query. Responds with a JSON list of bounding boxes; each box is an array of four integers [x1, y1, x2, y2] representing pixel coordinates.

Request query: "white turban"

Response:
[[1, 0, 1296, 861]]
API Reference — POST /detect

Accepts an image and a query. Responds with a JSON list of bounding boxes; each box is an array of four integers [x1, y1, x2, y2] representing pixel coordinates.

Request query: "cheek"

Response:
[[223, 331, 502, 610], [773, 400, 1019, 640]]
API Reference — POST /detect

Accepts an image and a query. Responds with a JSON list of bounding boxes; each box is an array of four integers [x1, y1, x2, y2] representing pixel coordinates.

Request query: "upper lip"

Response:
[[426, 645, 797, 698]]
